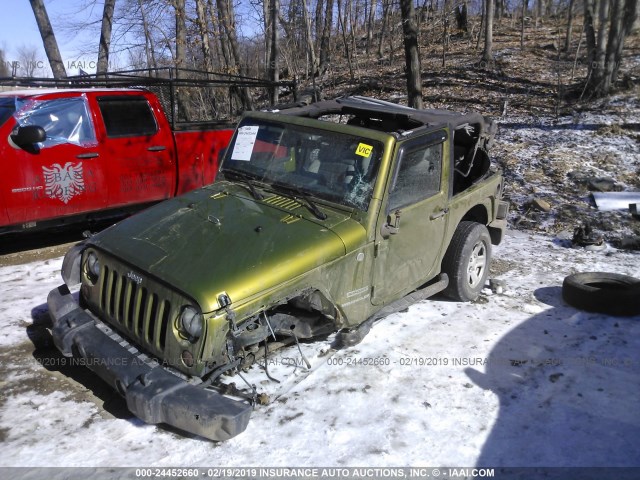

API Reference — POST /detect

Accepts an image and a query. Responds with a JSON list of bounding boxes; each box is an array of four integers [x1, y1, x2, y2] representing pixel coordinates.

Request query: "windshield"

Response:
[[221, 119, 383, 210], [0, 97, 16, 128]]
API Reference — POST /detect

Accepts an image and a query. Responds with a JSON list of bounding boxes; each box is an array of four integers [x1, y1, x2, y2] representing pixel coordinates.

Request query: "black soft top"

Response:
[[277, 95, 492, 133]]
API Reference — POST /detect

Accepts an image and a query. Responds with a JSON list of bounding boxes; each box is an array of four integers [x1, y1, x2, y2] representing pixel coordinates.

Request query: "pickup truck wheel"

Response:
[[442, 221, 492, 302]]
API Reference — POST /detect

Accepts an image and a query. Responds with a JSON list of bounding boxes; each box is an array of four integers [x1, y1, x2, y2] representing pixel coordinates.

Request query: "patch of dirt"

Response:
[[0, 241, 77, 267], [0, 337, 130, 421], [490, 257, 519, 276]]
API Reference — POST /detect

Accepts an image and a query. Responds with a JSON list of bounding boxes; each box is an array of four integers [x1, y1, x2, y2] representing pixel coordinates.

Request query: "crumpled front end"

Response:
[[47, 283, 252, 441]]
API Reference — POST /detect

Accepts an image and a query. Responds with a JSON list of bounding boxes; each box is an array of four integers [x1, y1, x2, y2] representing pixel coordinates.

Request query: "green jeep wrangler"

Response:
[[48, 96, 508, 441]]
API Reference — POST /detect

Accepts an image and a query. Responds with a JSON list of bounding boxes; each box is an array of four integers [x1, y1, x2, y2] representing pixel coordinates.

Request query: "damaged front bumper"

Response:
[[47, 284, 252, 441]]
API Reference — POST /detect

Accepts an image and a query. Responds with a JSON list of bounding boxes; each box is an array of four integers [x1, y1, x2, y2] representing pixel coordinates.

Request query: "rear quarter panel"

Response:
[[445, 172, 503, 248]]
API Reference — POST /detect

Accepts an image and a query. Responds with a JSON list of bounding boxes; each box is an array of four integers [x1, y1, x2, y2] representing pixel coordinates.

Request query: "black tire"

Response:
[[562, 272, 640, 316], [442, 221, 492, 302]]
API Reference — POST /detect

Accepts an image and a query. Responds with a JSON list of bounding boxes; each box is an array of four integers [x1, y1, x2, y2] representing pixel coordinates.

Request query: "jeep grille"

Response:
[[98, 264, 172, 355]]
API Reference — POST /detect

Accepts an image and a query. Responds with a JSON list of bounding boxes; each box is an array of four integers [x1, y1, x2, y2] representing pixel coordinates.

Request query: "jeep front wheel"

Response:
[[442, 221, 492, 302]]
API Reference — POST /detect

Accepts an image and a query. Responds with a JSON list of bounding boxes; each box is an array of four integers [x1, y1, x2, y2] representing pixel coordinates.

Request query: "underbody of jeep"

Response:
[[48, 96, 508, 441]]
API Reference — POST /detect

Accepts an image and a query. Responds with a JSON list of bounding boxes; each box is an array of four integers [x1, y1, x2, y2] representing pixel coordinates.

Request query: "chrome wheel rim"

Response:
[[467, 241, 487, 288]]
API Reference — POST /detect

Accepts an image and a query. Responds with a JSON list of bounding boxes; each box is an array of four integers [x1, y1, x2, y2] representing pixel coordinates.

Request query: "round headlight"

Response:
[[180, 306, 203, 338], [85, 252, 100, 282]]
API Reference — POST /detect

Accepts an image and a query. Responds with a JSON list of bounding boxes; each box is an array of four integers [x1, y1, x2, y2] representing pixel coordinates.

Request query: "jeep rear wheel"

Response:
[[442, 221, 492, 302]]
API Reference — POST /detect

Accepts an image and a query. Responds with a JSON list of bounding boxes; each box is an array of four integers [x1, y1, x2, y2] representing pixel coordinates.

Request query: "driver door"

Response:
[[371, 130, 450, 305], [4, 95, 106, 226]]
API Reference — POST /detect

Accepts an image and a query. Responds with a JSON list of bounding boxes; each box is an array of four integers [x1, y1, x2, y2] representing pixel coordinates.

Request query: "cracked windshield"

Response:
[[222, 119, 383, 210]]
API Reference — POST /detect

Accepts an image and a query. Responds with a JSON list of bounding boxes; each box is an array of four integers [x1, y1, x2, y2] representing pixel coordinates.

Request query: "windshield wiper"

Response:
[[268, 182, 328, 221], [222, 169, 264, 201]]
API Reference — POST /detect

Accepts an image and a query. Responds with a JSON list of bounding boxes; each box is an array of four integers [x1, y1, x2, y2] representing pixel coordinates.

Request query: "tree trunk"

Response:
[[609, 0, 638, 84], [564, 0, 576, 51], [366, 0, 378, 55], [138, 0, 157, 74], [318, 0, 334, 72], [301, 0, 318, 77], [174, 0, 187, 72], [456, 3, 468, 32], [482, 0, 495, 62], [377, 0, 390, 59], [442, 0, 449, 67], [586, 0, 610, 92], [315, 0, 324, 51], [336, 0, 355, 80], [520, 0, 527, 50], [195, 0, 213, 72], [0, 48, 9, 76], [495, 0, 503, 20], [216, 0, 253, 109], [173, 0, 192, 121], [347, 0, 357, 64], [476, 0, 485, 50], [268, 0, 280, 103], [97, 0, 116, 75], [583, 0, 638, 97], [29, 0, 66, 78], [400, 0, 423, 108], [602, 0, 623, 93], [583, 0, 597, 66]]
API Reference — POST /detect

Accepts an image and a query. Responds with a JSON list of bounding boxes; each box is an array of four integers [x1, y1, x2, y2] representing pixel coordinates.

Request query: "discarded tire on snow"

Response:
[[562, 272, 640, 316]]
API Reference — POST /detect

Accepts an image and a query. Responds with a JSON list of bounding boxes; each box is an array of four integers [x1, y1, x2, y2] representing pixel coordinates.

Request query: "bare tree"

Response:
[[318, 0, 334, 72], [456, 2, 469, 32], [0, 49, 9, 76], [336, 0, 355, 80], [194, 0, 214, 73], [377, 0, 390, 59], [17, 45, 40, 77], [583, 0, 638, 96], [301, 0, 318, 77], [482, 0, 495, 62], [443, 0, 450, 67], [29, 0, 66, 78], [216, 0, 253, 109], [268, 0, 280, 103], [366, 0, 378, 55], [520, 0, 527, 49], [97, 0, 117, 74], [400, 0, 423, 108], [564, 0, 576, 51], [495, 0, 504, 20], [138, 0, 158, 73], [171, 0, 192, 121]]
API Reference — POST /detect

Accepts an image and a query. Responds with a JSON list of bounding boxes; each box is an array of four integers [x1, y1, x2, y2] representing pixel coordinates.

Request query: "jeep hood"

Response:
[[90, 183, 362, 312]]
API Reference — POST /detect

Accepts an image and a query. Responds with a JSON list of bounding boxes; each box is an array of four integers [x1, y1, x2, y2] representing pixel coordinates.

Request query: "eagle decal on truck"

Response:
[[43, 162, 85, 204]]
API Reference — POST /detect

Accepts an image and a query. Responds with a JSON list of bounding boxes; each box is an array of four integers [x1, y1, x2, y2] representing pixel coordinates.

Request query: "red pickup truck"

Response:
[[0, 88, 233, 235]]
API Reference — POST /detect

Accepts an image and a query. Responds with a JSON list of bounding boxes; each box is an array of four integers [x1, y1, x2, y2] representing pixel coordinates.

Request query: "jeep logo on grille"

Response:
[[127, 271, 143, 285]]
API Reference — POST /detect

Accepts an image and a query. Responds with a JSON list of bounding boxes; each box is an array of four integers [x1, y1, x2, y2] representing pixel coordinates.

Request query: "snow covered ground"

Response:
[[494, 93, 640, 246], [0, 230, 638, 468]]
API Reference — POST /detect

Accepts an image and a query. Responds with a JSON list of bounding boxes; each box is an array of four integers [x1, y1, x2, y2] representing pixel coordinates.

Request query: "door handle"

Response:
[[76, 152, 99, 159], [430, 208, 449, 220], [147, 145, 166, 152], [381, 210, 402, 238]]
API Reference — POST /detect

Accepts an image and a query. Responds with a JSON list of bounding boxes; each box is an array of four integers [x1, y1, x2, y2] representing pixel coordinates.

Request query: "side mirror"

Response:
[[11, 125, 46, 146]]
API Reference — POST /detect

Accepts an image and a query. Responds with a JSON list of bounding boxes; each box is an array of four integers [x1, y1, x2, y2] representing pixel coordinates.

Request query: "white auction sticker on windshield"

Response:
[[231, 125, 259, 161]]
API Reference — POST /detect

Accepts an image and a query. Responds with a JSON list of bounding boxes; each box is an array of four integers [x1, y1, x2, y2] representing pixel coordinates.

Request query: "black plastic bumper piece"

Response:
[[47, 284, 252, 441]]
